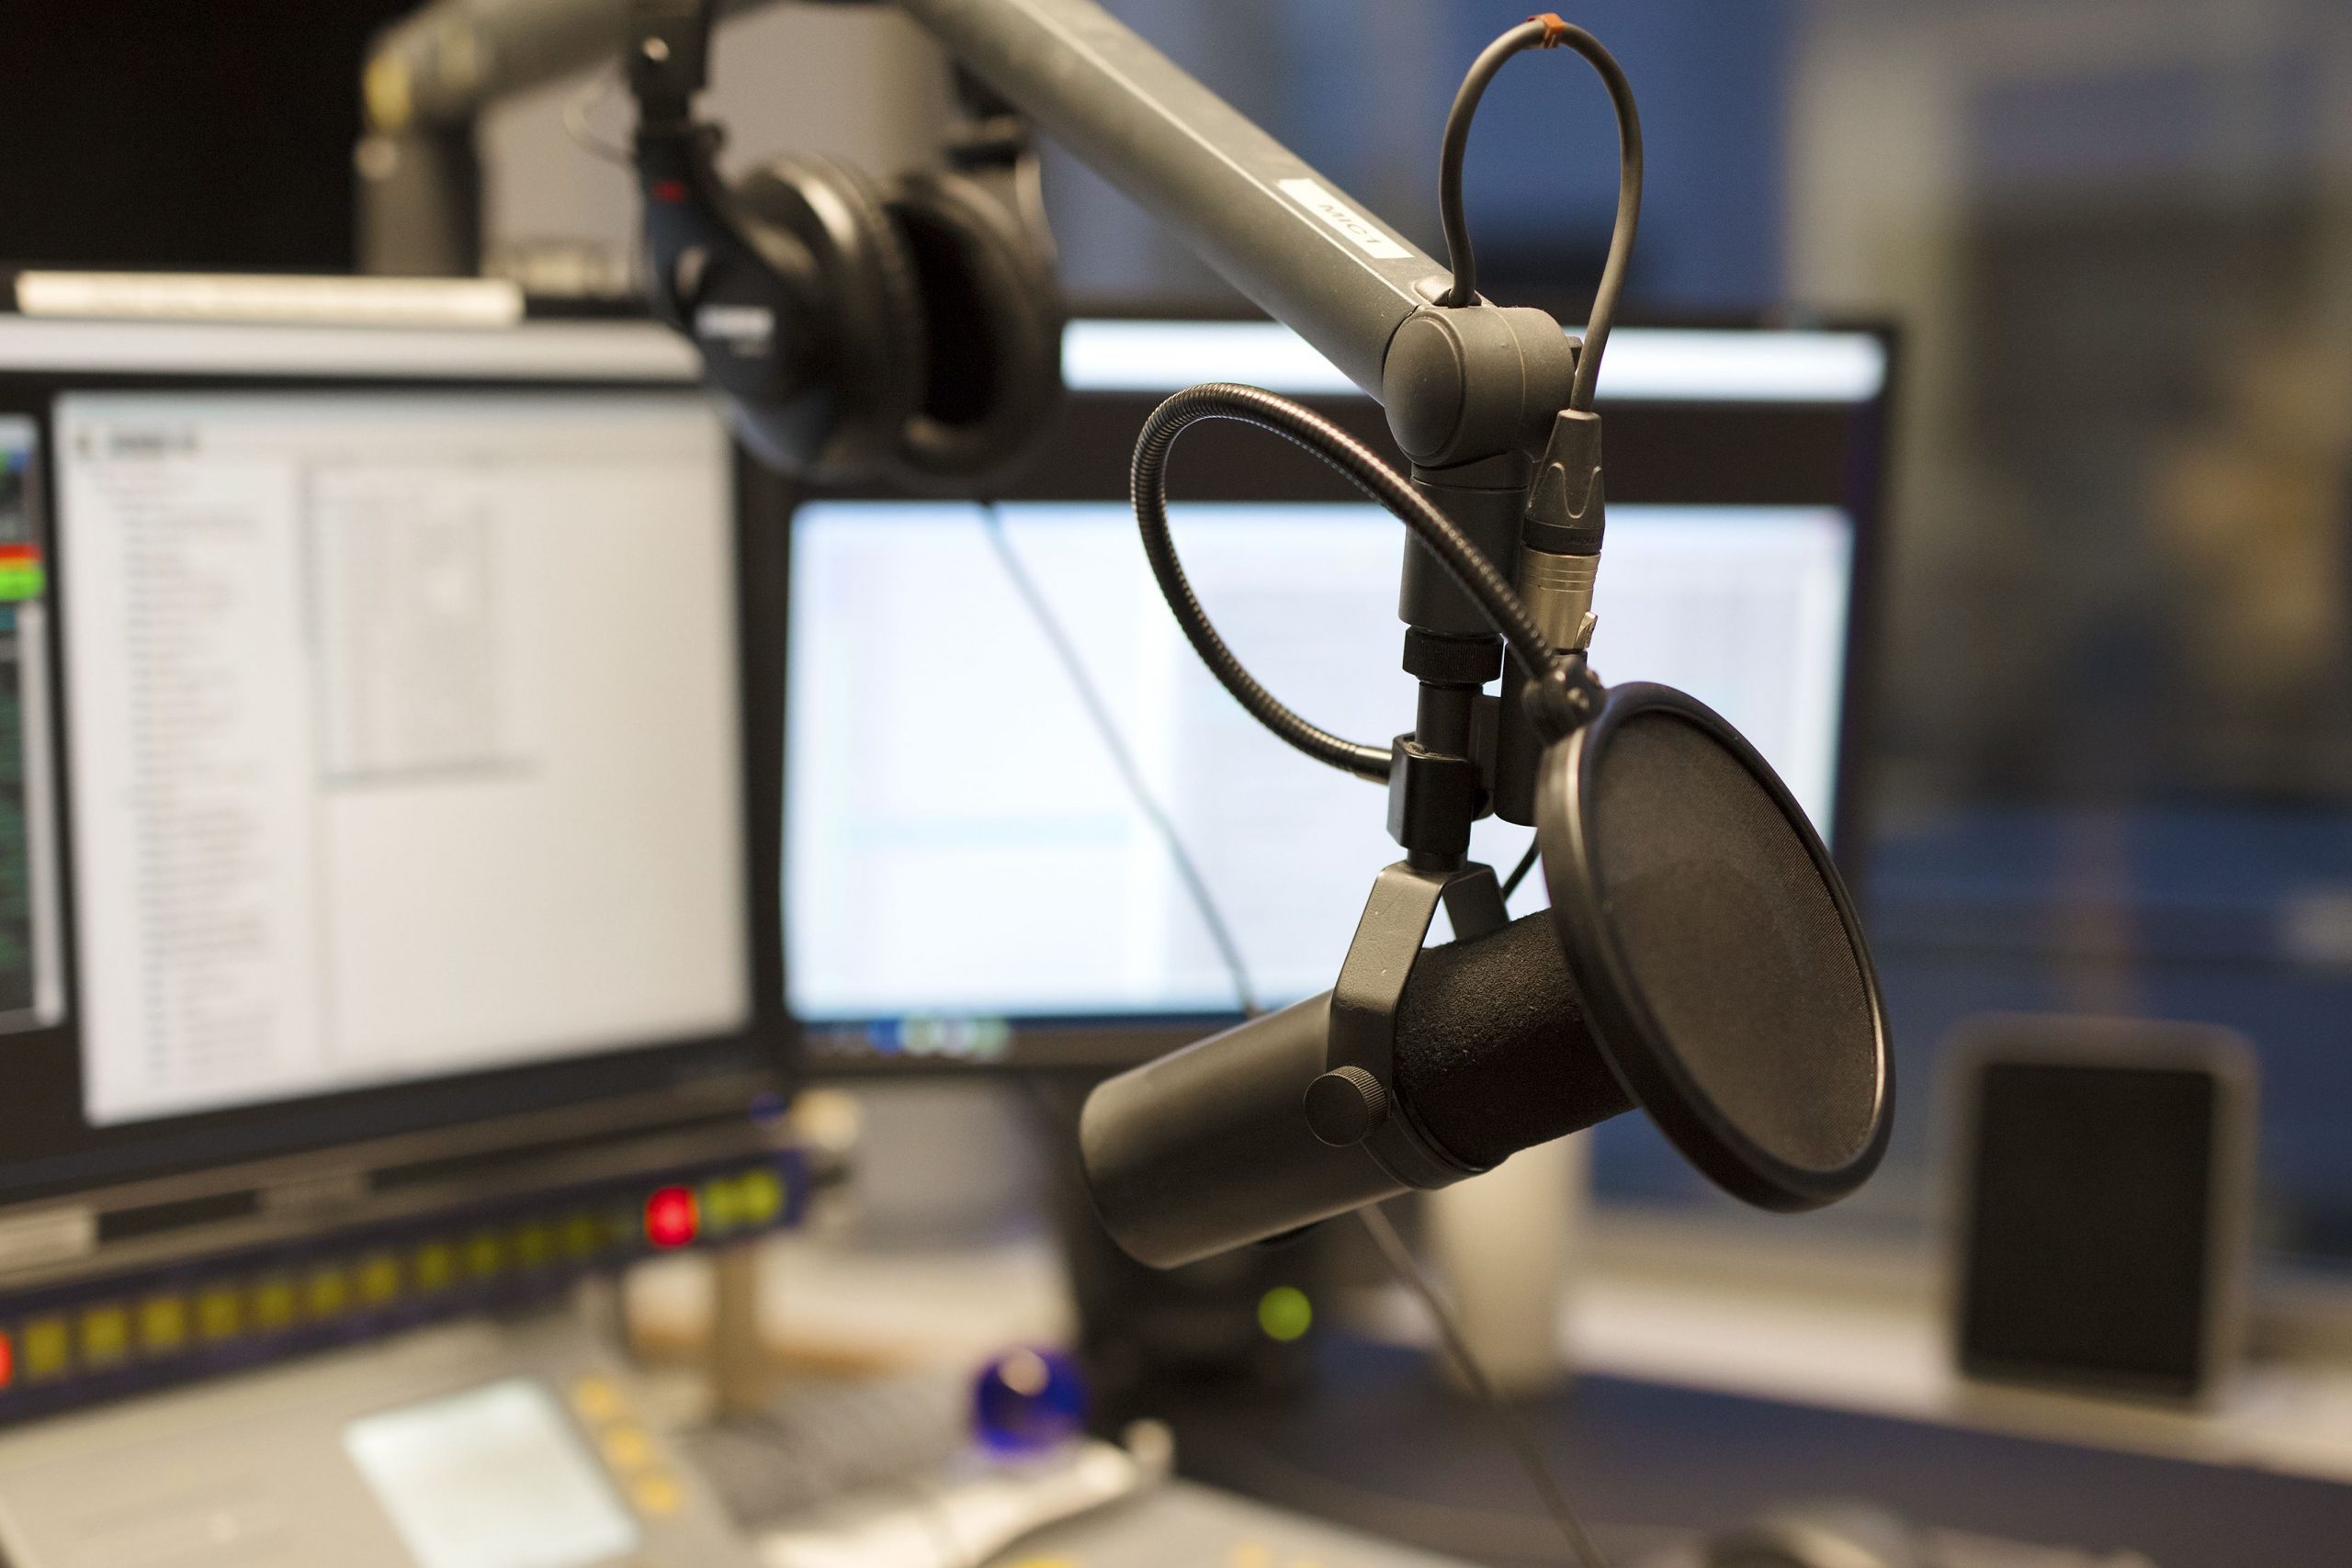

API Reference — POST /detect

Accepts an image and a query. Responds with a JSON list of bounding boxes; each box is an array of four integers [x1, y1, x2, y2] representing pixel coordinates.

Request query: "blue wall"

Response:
[[1048, 0, 1792, 314]]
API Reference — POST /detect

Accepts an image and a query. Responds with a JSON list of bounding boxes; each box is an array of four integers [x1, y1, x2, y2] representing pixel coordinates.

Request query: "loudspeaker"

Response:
[[1947, 1014, 2256, 1404]]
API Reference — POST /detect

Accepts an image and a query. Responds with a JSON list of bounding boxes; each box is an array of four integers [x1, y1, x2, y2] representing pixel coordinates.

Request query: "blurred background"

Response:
[[10, 0, 2349, 1275]]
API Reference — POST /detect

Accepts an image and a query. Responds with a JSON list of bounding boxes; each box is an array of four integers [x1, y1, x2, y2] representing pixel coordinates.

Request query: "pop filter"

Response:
[[1078, 680, 1891, 1269], [1536, 682, 1890, 1211]]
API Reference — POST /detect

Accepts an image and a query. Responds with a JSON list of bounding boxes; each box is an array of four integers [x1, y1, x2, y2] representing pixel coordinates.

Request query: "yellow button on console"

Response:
[[21, 1318, 69, 1381], [79, 1305, 130, 1368], [197, 1288, 242, 1342], [140, 1295, 187, 1354], [358, 1254, 402, 1305], [602, 1426, 653, 1471], [306, 1269, 348, 1319], [740, 1168, 785, 1225], [465, 1232, 505, 1279], [413, 1243, 456, 1292], [629, 1472, 683, 1517], [561, 1213, 603, 1260], [571, 1375, 622, 1424], [251, 1279, 298, 1332]]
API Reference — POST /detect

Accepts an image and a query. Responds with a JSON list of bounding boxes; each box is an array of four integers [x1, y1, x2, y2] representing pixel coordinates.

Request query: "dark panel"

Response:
[[1959, 1060, 2217, 1397], [1165, 1337, 2352, 1568], [815, 395, 1862, 509], [0, 2, 412, 271]]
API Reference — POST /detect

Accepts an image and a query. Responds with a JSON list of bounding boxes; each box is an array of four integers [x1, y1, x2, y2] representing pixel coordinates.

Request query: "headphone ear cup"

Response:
[[731, 152, 926, 479], [882, 165, 1066, 490]]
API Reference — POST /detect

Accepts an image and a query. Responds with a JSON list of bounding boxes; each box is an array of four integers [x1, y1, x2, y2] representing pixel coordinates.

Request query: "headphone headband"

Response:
[[623, 4, 1065, 488], [626, 0, 715, 122]]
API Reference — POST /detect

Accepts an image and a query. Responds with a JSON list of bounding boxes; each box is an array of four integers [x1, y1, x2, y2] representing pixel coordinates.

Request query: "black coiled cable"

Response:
[[1437, 15, 1643, 413], [1130, 382, 1563, 784]]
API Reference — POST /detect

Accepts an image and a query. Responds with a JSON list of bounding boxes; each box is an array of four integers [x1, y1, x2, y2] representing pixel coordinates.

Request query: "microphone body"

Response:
[[1080, 991, 1392, 1271], [1080, 911, 1630, 1269]]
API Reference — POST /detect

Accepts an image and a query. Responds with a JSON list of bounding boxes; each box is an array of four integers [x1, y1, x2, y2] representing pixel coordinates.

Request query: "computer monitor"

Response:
[[0, 307, 787, 1219], [789, 315, 1890, 1069]]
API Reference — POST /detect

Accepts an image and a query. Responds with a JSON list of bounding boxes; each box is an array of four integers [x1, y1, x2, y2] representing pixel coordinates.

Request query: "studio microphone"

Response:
[[1080, 680, 1893, 1271]]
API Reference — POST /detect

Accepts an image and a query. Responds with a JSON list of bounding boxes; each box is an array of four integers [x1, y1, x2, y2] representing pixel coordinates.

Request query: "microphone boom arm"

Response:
[[893, 0, 1436, 400], [359, 0, 1645, 1262]]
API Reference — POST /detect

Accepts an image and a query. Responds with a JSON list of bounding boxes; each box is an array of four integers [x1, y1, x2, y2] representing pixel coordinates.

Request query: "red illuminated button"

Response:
[[644, 1186, 698, 1249], [0, 1329, 13, 1389]]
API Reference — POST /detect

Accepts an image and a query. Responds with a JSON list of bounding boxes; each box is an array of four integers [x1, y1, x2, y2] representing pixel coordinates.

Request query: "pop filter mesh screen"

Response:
[[1589, 712, 1878, 1174]]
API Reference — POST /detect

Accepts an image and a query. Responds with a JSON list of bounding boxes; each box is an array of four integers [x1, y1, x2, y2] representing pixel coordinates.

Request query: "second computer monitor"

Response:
[[790, 317, 1890, 1068]]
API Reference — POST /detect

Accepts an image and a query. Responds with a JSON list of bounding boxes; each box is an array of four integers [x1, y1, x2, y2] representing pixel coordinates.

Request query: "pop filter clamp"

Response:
[[1310, 861, 1509, 1184]]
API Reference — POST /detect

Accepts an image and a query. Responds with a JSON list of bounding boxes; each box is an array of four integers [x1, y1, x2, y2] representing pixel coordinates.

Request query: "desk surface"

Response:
[[1159, 1337, 2352, 1568]]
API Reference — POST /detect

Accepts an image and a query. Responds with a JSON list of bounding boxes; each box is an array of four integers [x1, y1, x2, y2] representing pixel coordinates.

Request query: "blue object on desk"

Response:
[[973, 1346, 1089, 1456]]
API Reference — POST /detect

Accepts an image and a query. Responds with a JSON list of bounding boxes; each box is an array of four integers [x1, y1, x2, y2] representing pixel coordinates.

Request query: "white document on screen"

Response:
[[60, 392, 751, 1125], [786, 500, 1851, 1026]]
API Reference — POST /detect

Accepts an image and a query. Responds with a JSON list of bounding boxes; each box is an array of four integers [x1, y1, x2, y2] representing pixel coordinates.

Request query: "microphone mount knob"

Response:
[[1304, 1066, 1388, 1147]]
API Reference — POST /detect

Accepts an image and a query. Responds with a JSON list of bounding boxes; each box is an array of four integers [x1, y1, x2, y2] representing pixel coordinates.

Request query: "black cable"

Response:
[[1132, 383, 1561, 783], [979, 503, 1263, 1019], [1437, 16, 1644, 413], [1356, 1203, 1612, 1568], [1500, 838, 1541, 903]]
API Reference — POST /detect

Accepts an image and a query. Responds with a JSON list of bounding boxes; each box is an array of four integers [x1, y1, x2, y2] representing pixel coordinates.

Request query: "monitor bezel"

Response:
[[0, 320, 790, 1212], [785, 307, 1898, 1075]]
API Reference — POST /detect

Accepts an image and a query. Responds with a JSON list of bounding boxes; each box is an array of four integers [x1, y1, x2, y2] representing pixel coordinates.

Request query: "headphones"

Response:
[[626, 0, 1064, 491]]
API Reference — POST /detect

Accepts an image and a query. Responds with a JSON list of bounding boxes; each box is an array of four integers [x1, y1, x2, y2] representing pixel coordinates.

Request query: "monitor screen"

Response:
[[57, 392, 748, 1125], [0, 315, 785, 1202], [788, 318, 1887, 1066], [0, 415, 64, 1037], [789, 499, 1850, 1028]]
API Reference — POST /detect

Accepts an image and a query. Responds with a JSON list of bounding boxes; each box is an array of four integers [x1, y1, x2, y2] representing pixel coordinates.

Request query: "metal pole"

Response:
[[892, 0, 1442, 396]]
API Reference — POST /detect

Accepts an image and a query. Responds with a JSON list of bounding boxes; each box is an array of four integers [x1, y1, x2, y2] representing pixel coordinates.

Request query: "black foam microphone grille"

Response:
[[1589, 711, 1879, 1173], [1392, 912, 1632, 1168]]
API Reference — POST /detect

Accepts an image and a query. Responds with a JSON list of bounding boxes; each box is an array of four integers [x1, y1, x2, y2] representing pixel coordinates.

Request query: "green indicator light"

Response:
[[357, 1255, 402, 1305], [197, 1288, 242, 1341], [1256, 1285, 1313, 1343], [251, 1279, 298, 1332], [306, 1268, 348, 1319], [140, 1295, 187, 1353], [21, 1317, 70, 1381], [80, 1305, 130, 1368], [700, 1179, 743, 1235], [465, 1231, 505, 1279], [561, 1212, 601, 1259], [0, 565, 43, 602], [740, 1168, 784, 1225], [414, 1243, 456, 1292]]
